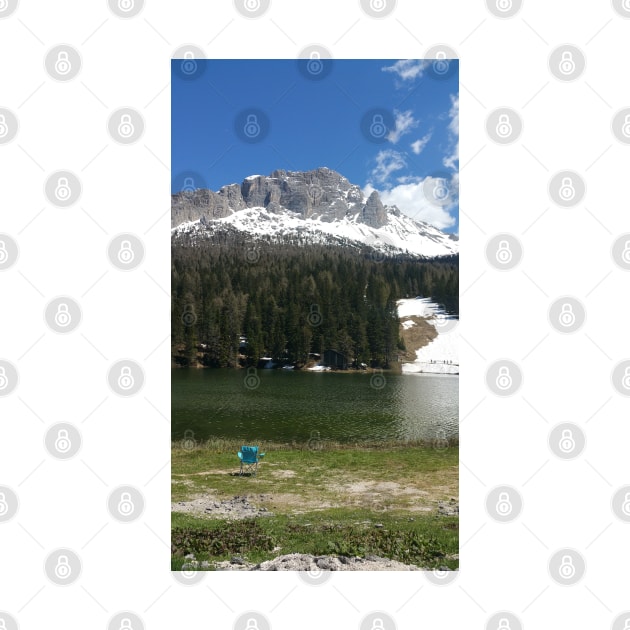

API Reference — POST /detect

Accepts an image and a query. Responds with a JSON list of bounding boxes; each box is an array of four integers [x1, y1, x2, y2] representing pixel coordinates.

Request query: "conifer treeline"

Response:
[[171, 239, 458, 368]]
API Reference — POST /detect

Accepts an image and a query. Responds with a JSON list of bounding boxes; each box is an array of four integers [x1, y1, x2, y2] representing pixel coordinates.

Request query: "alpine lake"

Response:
[[172, 368, 458, 445]]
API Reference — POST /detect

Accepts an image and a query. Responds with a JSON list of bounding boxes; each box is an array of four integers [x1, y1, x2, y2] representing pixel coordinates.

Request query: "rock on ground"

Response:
[[212, 553, 424, 571]]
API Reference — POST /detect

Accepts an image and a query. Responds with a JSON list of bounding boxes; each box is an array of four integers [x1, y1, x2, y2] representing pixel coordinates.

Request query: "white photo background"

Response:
[[1, 0, 629, 629]]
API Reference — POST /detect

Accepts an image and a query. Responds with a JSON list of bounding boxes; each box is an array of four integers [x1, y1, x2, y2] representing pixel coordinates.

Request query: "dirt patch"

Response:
[[399, 316, 437, 362], [270, 470, 297, 479]]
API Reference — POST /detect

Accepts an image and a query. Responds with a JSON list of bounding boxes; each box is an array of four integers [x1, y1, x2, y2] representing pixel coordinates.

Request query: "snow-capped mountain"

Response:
[[171, 167, 458, 258]]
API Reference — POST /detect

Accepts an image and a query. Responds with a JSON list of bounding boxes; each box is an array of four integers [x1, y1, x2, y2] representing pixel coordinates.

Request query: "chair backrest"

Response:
[[240, 445, 258, 462]]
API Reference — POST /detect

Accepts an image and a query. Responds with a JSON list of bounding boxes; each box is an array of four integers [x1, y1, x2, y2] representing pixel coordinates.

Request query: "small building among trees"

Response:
[[323, 349, 348, 370]]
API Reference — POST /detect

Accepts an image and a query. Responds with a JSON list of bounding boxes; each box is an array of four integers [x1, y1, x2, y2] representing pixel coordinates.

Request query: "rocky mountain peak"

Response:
[[172, 167, 380, 228]]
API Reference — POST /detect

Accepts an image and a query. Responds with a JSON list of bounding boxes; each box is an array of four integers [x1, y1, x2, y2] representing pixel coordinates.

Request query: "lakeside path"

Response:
[[397, 298, 459, 375]]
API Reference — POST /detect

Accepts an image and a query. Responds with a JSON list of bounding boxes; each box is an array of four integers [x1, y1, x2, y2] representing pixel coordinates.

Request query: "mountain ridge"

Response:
[[171, 167, 458, 258]]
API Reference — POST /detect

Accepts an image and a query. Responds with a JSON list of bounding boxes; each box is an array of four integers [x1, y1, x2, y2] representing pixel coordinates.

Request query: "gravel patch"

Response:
[[185, 553, 426, 571], [171, 495, 273, 519]]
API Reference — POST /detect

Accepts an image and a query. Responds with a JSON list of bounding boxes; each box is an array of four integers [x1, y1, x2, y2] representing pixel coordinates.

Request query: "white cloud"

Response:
[[410, 132, 432, 155], [371, 149, 406, 184], [386, 109, 418, 144], [364, 175, 458, 231], [382, 59, 425, 82], [443, 94, 459, 170]]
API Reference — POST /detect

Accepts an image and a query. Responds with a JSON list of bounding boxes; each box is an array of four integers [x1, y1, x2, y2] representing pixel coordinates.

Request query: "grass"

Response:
[[172, 442, 458, 570]]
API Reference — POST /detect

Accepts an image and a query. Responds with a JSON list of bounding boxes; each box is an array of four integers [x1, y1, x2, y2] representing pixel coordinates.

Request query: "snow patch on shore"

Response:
[[398, 298, 459, 375]]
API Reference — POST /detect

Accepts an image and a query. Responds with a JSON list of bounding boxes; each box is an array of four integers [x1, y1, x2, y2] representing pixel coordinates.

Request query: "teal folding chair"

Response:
[[238, 445, 265, 476]]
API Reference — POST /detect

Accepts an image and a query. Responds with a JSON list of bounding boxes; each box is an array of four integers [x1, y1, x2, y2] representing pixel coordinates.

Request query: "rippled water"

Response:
[[172, 369, 458, 444]]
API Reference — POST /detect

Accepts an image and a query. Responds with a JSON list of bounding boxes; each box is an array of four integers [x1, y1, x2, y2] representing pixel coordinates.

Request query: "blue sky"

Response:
[[172, 59, 458, 232]]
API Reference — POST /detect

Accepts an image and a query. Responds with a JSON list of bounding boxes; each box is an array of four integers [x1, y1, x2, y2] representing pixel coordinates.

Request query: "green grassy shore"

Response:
[[172, 439, 458, 570]]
